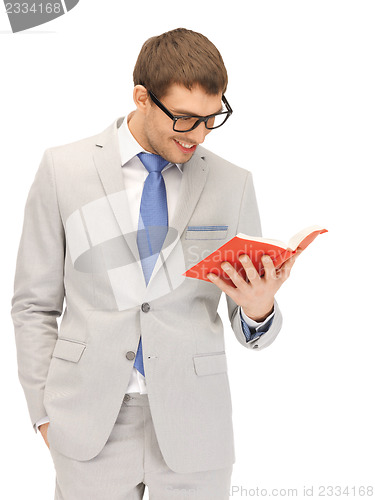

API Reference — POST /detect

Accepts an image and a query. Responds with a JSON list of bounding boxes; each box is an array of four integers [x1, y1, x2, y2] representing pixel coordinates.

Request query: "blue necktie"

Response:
[[133, 152, 169, 376]]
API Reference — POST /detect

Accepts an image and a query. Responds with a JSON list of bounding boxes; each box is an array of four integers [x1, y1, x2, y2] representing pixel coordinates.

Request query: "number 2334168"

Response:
[[5, 3, 62, 14]]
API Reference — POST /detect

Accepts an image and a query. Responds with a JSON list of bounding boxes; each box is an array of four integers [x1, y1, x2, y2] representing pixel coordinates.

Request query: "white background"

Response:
[[1, 1, 374, 498]]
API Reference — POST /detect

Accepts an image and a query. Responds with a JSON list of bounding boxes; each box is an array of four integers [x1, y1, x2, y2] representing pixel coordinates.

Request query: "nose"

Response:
[[186, 121, 210, 145]]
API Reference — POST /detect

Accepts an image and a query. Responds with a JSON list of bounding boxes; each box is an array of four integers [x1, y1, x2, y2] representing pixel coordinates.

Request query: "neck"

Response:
[[127, 110, 155, 154]]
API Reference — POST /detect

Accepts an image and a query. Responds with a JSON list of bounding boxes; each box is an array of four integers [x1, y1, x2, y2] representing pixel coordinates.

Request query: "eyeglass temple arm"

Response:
[[148, 90, 176, 120], [222, 95, 233, 114]]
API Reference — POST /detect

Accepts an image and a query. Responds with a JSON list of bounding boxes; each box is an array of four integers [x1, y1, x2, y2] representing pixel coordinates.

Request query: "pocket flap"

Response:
[[193, 352, 227, 376], [52, 338, 86, 363]]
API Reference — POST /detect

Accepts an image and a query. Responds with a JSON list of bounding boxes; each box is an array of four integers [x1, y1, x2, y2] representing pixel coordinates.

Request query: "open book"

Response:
[[183, 225, 328, 286]]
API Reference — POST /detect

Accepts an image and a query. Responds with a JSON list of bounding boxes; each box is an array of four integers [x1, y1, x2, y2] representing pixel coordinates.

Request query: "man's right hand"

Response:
[[38, 422, 50, 449]]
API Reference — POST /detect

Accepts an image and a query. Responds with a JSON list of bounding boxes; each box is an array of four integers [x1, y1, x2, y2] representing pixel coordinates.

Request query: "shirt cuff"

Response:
[[240, 306, 275, 329], [35, 416, 50, 432], [240, 306, 275, 342]]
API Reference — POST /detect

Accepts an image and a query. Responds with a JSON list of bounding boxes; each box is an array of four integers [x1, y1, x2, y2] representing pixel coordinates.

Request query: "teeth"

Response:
[[176, 140, 194, 149]]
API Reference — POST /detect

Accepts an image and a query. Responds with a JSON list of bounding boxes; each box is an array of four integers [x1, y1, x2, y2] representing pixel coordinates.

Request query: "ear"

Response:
[[133, 85, 151, 114]]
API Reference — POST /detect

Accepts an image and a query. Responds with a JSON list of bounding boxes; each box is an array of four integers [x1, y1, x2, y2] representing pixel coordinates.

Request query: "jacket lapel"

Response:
[[92, 118, 142, 269]]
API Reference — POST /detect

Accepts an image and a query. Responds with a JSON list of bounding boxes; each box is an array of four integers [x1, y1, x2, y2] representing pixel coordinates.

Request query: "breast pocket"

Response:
[[185, 225, 228, 240]]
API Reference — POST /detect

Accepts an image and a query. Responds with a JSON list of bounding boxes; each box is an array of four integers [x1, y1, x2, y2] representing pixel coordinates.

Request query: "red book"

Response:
[[183, 225, 328, 287]]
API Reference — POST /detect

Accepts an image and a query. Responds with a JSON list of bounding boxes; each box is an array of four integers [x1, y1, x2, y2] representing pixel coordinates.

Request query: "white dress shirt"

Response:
[[35, 114, 273, 430]]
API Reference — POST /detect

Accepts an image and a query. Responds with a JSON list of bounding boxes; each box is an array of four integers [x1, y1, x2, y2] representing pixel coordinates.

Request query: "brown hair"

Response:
[[133, 28, 228, 98]]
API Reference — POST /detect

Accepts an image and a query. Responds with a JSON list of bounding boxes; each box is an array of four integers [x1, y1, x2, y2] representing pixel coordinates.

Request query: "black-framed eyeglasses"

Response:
[[147, 89, 233, 132]]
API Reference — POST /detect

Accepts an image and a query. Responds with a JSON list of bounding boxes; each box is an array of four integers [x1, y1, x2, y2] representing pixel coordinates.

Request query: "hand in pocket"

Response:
[[39, 423, 50, 449]]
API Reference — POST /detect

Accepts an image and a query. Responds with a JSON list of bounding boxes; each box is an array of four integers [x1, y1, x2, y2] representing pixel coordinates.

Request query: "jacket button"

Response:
[[125, 351, 135, 360], [141, 302, 150, 313]]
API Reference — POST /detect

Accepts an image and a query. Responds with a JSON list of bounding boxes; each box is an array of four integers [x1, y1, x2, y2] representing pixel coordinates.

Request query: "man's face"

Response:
[[141, 83, 223, 164]]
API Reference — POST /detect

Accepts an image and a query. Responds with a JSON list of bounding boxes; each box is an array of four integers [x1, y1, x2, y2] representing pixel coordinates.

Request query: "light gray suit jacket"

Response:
[[11, 117, 282, 473]]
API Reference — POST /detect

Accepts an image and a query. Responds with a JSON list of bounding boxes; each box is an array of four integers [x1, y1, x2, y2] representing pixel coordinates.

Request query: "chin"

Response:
[[173, 153, 194, 164], [159, 149, 191, 165]]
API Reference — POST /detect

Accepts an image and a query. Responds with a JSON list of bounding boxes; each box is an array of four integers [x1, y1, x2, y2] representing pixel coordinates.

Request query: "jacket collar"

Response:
[[117, 115, 183, 173]]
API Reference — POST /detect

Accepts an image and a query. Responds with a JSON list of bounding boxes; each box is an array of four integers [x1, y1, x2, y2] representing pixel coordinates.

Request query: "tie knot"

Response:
[[137, 152, 169, 173]]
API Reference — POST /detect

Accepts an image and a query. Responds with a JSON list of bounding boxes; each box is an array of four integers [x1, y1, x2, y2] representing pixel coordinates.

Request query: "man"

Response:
[[11, 28, 301, 499]]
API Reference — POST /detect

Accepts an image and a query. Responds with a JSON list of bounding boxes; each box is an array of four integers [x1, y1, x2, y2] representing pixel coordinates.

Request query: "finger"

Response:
[[261, 254, 277, 280], [285, 248, 303, 268], [277, 249, 301, 280], [206, 271, 239, 299], [238, 254, 261, 283], [220, 262, 249, 290]]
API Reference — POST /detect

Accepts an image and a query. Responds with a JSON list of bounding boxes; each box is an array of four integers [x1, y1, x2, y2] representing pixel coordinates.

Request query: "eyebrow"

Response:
[[170, 105, 224, 117]]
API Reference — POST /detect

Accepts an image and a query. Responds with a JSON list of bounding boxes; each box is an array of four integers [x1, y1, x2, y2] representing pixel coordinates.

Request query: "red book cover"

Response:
[[183, 225, 328, 287]]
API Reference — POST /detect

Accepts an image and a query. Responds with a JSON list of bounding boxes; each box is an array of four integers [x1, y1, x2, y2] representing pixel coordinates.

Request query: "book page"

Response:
[[287, 225, 327, 250]]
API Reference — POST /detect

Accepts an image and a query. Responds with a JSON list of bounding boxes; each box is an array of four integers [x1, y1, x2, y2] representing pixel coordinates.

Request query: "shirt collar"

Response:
[[117, 115, 184, 173]]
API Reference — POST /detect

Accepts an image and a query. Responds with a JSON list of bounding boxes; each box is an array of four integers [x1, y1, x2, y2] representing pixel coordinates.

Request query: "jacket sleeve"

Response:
[[11, 149, 65, 432], [226, 170, 283, 350]]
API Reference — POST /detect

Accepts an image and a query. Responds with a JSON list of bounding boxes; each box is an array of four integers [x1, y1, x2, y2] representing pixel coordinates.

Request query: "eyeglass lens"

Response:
[[174, 113, 228, 132]]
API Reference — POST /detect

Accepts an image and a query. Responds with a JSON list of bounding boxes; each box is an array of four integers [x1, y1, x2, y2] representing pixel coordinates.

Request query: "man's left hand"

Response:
[[207, 248, 303, 322]]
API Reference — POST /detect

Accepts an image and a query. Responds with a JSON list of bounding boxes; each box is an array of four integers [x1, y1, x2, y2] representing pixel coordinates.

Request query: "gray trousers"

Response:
[[49, 392, 233, 499]]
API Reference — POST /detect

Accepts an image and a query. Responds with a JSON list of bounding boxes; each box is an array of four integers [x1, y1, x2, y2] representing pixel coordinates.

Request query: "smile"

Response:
[[173, 139, 197, 153], [175, 140, 195, 148]]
